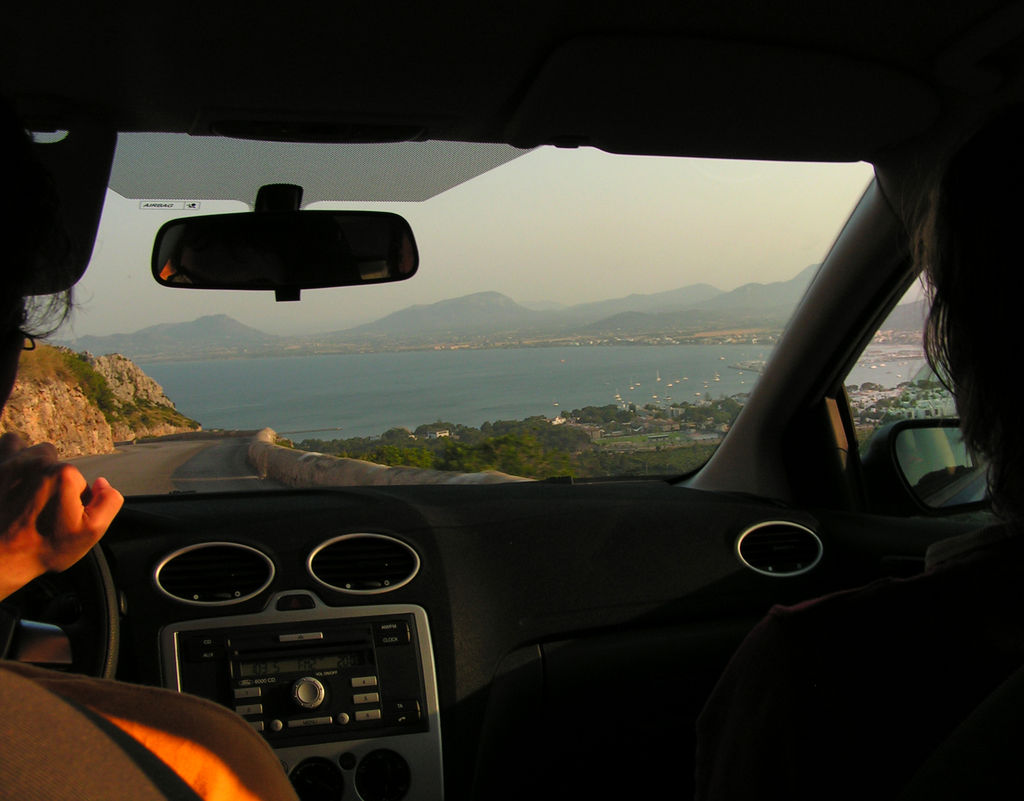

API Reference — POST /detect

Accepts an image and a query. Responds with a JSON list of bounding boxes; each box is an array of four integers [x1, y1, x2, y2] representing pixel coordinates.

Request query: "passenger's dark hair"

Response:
[[0, 99, 73, 338], [916, 105, 1024, 520]]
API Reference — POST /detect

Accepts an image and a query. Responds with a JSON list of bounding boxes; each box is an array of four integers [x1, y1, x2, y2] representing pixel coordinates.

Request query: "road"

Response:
[[920, 465, 988, 508], [71, 434, 286, 495]]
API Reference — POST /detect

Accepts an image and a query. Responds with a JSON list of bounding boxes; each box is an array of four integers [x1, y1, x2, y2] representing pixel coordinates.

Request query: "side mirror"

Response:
[[152, 210, 418, 301], [861, 419, 988, 514]]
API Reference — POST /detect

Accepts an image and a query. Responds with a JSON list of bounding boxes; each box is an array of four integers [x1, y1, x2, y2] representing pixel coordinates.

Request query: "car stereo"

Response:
[[161, 595, 443, 800]]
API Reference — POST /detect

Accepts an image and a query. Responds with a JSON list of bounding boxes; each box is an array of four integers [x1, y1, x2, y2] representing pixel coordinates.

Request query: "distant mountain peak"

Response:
[[346, 291, 538, 336], [67, 314, 279, 361]]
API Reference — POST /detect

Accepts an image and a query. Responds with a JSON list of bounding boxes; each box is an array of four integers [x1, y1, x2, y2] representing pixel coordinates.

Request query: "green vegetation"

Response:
[[18, 345, 118, 413], [300, 396, 743, 480], [302, 418, 583, 477], [575, 444, 718, 477], [121, 397, 199, 431]]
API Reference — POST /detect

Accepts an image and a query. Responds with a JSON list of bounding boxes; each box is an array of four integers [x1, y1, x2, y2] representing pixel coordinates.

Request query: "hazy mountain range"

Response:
[[65, 263, 923, 361], [71, 314, 282, 358], [880, 299, 927, 332]]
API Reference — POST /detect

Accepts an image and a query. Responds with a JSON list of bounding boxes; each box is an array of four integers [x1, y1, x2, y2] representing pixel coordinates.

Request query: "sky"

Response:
[[65, 145, 875, 338]]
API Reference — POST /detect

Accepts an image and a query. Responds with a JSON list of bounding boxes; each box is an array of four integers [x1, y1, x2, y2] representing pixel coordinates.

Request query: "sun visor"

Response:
[[108, 136, 529, 204], [506, 37, 940, 162], [29, 123, 116, 295]]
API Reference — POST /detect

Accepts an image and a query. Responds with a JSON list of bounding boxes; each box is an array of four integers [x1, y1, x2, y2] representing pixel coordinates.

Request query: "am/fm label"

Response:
[[139, 200, 201, 210]]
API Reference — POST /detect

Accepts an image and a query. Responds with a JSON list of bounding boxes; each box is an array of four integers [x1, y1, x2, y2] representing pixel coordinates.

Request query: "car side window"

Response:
[[844, 282, 991, 511], [847, 281, 956, 452]]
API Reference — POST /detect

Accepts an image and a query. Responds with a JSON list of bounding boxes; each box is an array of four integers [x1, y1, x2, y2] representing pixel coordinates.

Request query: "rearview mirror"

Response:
[[152, 211, 418, 301]]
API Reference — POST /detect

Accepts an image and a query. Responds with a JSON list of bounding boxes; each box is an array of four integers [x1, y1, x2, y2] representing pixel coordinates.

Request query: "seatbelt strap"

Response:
[[62, 698, 206, 801]]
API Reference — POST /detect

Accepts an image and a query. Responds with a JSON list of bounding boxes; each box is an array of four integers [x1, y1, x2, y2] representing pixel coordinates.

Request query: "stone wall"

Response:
[[248, 428, 532, 487]]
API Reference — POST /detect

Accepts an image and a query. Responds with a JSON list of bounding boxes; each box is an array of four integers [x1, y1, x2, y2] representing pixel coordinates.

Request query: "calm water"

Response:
[[141, 345, 775, 438], [852, 345, 929, 388]]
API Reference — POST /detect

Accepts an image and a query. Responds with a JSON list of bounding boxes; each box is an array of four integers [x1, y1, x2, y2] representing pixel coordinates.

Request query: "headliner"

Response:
[[6, 1, 1024, 162]]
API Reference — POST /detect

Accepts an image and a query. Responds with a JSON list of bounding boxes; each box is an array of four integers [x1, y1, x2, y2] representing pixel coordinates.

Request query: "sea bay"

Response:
[[141, 344, 922, 439]]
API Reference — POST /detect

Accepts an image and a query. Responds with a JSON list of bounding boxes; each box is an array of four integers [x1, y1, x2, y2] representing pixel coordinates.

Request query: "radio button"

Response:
[[386, 700, 421, 724], [374, 621, 411, 646], [351, 675, 378, 688], [275, 594, 315, 611], [278, 632, 324, 643], [355, 709, 382, 722], [291, 677, 325, 709], [186, 639, 225, 661], [270, 719, 284, 732], [353, 692, 380, 705], [336, 713, 351, 725], [194, 649, 221, 661], [287, 716, 333, 728], [233, 687, 261, 700], [249, 721, 265, 732], [235, 703, 263, 716]]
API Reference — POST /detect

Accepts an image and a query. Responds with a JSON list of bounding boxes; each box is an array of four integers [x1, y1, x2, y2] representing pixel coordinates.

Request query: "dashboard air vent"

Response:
[[308, 533, 420, 594], [736, 521, 823, 577], [155, 542, 275, 605]]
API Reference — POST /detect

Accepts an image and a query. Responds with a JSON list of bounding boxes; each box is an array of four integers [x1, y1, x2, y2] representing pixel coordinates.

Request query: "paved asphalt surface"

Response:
[[71, 434, 286, 495]]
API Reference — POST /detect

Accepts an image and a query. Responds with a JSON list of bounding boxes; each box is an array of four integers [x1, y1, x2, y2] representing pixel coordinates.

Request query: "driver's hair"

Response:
[[916, 105, 1024, 521], [0, 99, 73, 338]]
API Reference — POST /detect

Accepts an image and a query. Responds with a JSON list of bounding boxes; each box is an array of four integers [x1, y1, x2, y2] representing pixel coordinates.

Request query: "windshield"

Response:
[[5, 137, 873, 493]]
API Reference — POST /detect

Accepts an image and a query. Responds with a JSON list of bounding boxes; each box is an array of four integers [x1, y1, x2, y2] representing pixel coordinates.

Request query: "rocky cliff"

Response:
[[0, 345, 200, 458], [89, 353, 176, 407]]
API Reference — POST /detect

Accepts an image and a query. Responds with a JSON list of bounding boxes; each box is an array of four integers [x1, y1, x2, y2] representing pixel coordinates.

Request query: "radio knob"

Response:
[[291, 677, 325, 710]]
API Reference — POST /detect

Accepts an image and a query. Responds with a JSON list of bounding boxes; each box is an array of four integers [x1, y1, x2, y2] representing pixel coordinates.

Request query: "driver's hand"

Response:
[[0, 432, 123, 600]]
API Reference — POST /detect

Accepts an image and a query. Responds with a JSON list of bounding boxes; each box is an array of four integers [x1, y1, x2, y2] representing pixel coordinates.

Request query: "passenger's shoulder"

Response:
[[925, 522, 1020, 568], [766, 523, 1023, 637]]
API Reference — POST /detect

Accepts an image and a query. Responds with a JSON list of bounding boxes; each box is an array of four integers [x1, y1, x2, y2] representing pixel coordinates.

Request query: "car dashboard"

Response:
[[66, 480, 982, 800]]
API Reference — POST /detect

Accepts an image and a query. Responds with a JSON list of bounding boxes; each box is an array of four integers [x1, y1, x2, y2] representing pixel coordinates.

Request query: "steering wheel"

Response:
[[0, 545, 119, 678]]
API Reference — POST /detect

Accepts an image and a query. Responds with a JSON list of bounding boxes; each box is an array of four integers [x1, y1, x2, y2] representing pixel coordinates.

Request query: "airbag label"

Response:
[[139, 200, 201, 210]]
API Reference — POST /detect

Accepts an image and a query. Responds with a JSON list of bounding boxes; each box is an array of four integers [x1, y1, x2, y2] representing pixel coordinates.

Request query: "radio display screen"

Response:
[[237, 652, 362, 677]]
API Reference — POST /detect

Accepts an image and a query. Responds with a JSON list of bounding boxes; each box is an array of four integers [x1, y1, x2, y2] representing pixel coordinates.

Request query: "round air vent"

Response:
[[155, 542, 275, 605], [307, 533, 420, 594], [736, 520, 823, 577]]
